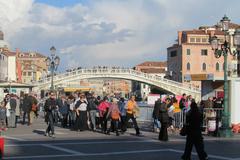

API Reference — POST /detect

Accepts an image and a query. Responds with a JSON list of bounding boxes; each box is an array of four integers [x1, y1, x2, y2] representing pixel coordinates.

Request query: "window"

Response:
[[190, 38, 195, 43], [23, 72, 26, 76], [187, 63, 191, 71], [196, 38, 201, 43], [28, 72, 32, 76], [187, 49, 191, 55], [216, 62, 220, 71], [202, 63, 207, 71], [202, 38, 207, 43], [170, 50, 177, 57], [201, 49, 208, 56]]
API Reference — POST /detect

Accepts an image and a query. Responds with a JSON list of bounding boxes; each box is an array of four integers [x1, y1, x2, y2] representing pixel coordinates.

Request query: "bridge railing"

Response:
[[35, 68, 200, 92]]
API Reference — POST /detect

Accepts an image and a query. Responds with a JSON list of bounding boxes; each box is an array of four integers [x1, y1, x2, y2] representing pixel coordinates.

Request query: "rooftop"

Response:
[[136, 61, 167, 67]]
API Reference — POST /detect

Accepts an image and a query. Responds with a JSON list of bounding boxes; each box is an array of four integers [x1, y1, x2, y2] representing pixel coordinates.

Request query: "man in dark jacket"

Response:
[[182, 101, 208, 160], [87, 93, 97, 131], [153, 98, 161, 132], [44, 92, 57, 138], [158, 98, 170, 141], [8, 94, 17, 128], [57, 95, 69, 128], [22, 94, 32, 125]]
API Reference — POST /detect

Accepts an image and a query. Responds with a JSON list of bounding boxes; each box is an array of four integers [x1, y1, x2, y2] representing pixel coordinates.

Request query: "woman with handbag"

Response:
[[181, 101, 208, 160]]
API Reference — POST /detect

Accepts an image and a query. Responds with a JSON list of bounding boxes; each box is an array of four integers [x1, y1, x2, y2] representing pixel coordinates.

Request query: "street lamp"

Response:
[[210, 15, 240, 137], [46, 46, 60, 90]]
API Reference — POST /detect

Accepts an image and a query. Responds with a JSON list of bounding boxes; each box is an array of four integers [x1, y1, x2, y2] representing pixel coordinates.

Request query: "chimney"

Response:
[[178, 31, 182, 45]]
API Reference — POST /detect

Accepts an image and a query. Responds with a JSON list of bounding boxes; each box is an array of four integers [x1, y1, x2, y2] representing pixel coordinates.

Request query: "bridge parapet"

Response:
[[34, 68, 201, 101]]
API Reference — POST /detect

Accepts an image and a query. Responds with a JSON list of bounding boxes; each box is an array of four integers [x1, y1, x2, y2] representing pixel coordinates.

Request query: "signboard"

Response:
[[184, 74, 214, 81], [147, 94, 160, 106]]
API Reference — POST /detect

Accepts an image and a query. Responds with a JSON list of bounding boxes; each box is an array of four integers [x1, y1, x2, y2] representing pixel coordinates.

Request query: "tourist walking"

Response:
[[22, 94, 32, 125], [87, 93, 98, 131], [181, 101, 208, 160], [97, 96, 110, 133], [122, 95, 140, 136], [0, 101, 7, 131], [118, 97, 126, 130], [107, 98, 121, 136], [75, 94, 88, 131], [44, 92, 57, 138], [57, 95, 69, 128], [158, 98, 170, 141], [7, 94, 17, 128], [15, 95, 21, 128], [153, 98, 161, 132]]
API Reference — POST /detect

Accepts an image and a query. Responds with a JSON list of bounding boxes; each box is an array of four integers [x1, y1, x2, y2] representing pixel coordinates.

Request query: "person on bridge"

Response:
[[122, 95, 140, 136], [44, 92, 58, 138], [181, 101, 208, 160]]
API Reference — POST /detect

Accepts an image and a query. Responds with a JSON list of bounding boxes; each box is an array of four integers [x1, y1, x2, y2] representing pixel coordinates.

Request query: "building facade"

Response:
[[17, 51, 48, 83], [0, 49, 8, 82], [133, 61, 167, 100], [167, 22, 240, 99]]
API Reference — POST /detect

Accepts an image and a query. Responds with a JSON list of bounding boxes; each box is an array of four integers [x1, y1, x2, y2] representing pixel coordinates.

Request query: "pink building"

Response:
[[167, 23, 240, 90]]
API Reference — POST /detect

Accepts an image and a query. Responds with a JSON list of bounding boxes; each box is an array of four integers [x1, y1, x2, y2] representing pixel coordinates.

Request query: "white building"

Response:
[[6, 51, 16, 82], [0, 49, 8, 81]]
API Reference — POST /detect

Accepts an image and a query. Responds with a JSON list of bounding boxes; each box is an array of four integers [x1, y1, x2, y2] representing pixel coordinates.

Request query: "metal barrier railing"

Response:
[[137, 106, 224, 135], [202, 108, 224, 134]]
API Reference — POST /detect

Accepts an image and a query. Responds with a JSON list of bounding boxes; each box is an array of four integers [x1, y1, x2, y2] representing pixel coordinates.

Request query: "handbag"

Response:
[[180, 125, 188, 136]]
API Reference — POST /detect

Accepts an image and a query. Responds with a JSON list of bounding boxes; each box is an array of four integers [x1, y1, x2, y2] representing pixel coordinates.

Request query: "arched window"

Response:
[[187, 62, 190, 71], [216, 62, 220, 71], [202, 63, 207, 71]]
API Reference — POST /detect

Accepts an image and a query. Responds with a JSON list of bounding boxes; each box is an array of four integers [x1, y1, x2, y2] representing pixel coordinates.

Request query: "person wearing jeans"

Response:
[[87, 94, 98, 131]]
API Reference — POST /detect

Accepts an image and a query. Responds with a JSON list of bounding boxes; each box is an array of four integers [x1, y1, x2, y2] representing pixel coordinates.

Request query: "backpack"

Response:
[[111, 109, 120, 120]]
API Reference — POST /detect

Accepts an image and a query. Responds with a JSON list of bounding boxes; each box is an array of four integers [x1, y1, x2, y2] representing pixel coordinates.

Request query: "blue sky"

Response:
[[36, 0, 88, 7]]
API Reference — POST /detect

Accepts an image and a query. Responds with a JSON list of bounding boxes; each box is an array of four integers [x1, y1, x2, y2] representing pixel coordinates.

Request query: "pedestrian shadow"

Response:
[[32, 129, 45, 135]]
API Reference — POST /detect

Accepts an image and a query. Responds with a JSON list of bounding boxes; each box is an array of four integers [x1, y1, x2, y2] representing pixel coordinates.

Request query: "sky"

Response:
[[0, 0, 239, 71]]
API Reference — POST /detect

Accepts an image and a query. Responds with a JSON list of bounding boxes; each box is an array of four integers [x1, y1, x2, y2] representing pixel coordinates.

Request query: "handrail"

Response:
[[35, 68, 201, 93]]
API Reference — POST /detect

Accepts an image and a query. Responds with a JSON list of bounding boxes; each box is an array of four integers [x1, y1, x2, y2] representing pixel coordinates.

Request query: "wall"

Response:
[[230, 78, 240, 124], [167, 46, 182, 82], [7, 56, 16, 81], [0, 53, 8, 81]]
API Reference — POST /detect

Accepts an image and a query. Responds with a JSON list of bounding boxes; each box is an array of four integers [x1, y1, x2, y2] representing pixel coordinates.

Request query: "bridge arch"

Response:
[[34, 68, 201, 101]]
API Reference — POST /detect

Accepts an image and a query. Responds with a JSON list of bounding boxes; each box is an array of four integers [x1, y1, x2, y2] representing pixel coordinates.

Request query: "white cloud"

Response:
[[0, 0, 239, 71]]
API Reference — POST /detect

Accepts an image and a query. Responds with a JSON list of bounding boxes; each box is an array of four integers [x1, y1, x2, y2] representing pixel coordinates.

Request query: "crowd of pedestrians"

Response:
[[152, 93, 215, 160], [0, 93, 38, 131], [43, 92, 141, 137]]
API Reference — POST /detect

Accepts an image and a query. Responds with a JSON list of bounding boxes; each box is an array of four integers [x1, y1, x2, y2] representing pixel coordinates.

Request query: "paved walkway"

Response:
[[2, 116, 240, 160]]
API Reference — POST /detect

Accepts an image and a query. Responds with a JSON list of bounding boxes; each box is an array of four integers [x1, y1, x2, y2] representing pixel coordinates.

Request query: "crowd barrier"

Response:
[[137, 105, 224, 134]]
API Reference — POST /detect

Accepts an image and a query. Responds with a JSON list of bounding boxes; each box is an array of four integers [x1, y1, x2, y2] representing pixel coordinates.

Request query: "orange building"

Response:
[[167, 23, 240, 89]]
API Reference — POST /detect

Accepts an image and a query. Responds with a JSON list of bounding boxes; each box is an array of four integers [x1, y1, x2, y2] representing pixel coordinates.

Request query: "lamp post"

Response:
[[46, 46, 60, 91], [210, 15, 240, 137]]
